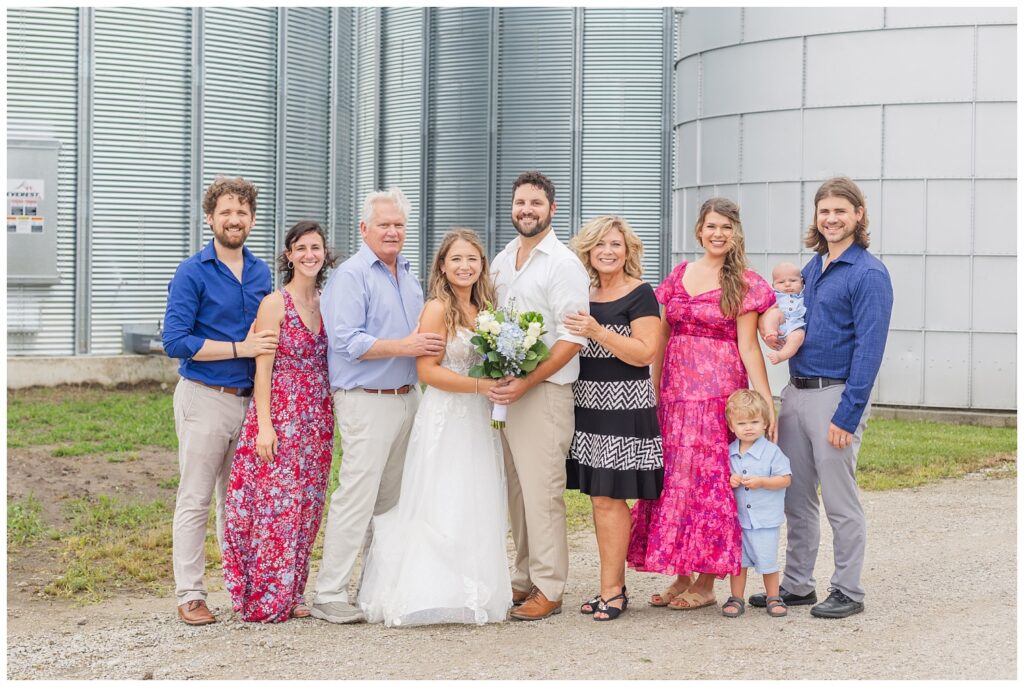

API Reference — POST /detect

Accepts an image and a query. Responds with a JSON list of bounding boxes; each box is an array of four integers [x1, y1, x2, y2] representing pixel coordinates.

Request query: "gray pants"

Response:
[[778, 383, 869, 603]]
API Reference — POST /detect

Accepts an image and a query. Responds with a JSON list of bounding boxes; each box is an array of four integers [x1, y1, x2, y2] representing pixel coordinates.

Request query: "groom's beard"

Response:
[[512, 211, 551, 238]]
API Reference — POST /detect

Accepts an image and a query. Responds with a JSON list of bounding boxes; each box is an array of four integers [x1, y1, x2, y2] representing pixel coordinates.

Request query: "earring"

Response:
[[287, 261, 293, 269]]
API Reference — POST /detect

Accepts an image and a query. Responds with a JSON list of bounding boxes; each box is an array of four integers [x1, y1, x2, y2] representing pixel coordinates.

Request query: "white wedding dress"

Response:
[[358, 328, 512, 627]]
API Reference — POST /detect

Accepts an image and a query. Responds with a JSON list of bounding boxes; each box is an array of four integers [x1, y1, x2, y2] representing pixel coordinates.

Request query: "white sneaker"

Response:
[[310, 601, 365, 624]]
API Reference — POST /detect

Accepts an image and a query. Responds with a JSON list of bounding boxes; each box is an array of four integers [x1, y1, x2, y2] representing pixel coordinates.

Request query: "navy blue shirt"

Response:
[[790, 243, 893, 433], [162, 239, 272, 388]]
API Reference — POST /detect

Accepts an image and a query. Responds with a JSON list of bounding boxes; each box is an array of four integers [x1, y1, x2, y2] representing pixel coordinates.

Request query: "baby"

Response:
[[722, 389, 792, 619], [761, 261, 805, 364]]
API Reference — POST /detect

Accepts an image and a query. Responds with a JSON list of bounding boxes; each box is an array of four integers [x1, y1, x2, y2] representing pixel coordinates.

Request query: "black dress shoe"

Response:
[[749, 587, 817, 607], [810, 587, 864, 618]]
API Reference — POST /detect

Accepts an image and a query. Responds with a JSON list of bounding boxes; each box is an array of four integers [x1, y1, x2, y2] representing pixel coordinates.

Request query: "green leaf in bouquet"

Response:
[[489, 368, 503, 378], [520, 357, 540, 372], [486, 350, 500, 362], [533, 340, 551, 361], [470, 335, 485, 347], [525, 350, 537, 360], [495, 310, 505, 323], [468, 365, 485, 378]]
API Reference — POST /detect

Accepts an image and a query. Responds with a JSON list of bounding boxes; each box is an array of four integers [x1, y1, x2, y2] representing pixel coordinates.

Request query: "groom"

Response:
[[489, 171, 590, 620]]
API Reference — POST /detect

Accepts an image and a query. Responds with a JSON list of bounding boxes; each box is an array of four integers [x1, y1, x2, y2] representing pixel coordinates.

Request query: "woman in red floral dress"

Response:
[[222, 221, 336, 623], [627, 197, 776, 611]]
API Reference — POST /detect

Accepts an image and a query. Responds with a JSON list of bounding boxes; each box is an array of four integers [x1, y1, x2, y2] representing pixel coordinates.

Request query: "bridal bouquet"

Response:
[[468, 300, 551, 429]]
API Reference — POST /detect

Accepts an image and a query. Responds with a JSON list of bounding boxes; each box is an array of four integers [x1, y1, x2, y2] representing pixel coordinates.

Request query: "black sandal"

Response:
[[721, 596, 745, 618], [580, 593, 602, 615], [593, 587, 628, 622]]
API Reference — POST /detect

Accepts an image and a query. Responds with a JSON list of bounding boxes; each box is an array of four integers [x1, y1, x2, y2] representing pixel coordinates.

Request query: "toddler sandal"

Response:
[[765, 595, 788, 618], [721, 596, 745, 618]]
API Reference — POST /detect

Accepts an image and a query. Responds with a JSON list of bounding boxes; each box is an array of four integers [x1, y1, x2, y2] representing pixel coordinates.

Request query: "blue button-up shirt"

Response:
[[321, 244, 424, 391], [730, 437, 791, 530], [162, 239, 272, 388], [789, 243, 894, 433]]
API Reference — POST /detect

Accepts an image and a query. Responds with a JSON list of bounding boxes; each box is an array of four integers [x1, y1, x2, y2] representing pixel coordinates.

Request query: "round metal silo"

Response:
[[672, 7, 1017, 411]]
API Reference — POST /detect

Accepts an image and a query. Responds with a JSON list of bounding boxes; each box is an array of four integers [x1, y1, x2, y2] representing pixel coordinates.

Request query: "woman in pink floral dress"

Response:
[[222, 221, 337, 623], [627, 197, 776, 611]]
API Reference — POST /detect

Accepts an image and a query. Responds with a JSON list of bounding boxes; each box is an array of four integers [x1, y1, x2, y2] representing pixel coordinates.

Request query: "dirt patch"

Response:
[[6, 446, 179, 607]]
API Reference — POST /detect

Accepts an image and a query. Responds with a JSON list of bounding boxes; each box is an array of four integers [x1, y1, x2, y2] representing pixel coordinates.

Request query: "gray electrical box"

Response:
[[7, 137, 61, 285]]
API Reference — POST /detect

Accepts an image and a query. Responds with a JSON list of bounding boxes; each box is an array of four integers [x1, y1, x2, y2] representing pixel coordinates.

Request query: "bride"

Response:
[[358, 228, 512, 626]]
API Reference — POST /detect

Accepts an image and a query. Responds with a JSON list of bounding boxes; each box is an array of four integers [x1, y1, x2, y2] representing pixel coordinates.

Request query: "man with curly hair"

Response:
[[163, 176, 277, 625]]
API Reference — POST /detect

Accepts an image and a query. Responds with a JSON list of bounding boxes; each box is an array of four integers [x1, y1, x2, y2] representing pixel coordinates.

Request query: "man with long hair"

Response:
[[755, 177, 893, 619]]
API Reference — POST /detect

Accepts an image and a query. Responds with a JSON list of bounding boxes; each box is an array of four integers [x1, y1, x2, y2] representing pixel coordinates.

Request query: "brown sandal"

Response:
[[667, 589, 717, 611], [649, 575, 693, 607]]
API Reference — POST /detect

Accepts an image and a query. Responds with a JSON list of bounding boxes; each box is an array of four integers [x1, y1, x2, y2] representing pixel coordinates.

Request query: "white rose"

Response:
[[527, 322, 542, 337], [523, 335, 537, 349], [477, 312, 495, 327], [487, 321, 502, 335]]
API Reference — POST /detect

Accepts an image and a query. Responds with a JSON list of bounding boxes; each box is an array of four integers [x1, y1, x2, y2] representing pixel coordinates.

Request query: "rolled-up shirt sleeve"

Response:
[[162, 269, 206, 360], [833, 267, 893, 433], [322, 268, 377, 362], [549, 256, 591, 346]]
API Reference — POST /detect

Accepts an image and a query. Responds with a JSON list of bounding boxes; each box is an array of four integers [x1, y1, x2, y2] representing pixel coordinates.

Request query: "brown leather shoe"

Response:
[[510, 588, 562, 621], [512, 586, 535, 606], [178, 599, 216, 626]]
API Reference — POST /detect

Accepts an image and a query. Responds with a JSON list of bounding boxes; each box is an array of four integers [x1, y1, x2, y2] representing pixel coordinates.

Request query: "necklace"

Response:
[[288, 291, 319, 315]]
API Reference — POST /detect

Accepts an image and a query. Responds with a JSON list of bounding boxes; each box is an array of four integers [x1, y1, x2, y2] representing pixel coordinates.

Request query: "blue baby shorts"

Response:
[[741, 526, 781, 574]]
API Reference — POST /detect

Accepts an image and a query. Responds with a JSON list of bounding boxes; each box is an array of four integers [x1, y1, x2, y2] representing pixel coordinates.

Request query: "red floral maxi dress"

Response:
[[223, 289, 334, 622], [627, 262, 775, 578]]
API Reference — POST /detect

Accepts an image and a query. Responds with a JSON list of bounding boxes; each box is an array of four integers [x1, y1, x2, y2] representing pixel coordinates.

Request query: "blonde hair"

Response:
[[694, 197, 749, 319], [804, 177, 870, 255], [569, 215, 644, 287], [426, 229, 496, 338], [725, 389, 771, 426]]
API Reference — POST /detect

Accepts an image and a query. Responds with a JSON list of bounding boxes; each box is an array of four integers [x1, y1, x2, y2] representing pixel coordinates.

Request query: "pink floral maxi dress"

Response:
[[223, 289, 334, 622], [627, 262, 775, 578]]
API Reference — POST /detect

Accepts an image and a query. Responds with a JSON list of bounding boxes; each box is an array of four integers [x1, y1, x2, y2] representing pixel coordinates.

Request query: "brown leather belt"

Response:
[[189, 378, 254, 397], [362, 385, 413, 395]]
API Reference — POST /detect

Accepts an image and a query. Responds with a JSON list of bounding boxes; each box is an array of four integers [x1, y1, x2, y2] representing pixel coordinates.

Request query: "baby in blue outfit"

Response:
[[762, 261, 806, 364], [722, 389, 792, 618]]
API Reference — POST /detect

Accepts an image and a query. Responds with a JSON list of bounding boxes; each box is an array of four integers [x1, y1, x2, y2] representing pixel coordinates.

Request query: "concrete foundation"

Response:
[[7, 355, 179, 389]]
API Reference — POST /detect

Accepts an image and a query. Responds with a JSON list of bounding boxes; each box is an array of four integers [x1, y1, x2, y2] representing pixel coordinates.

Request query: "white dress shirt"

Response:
[[490, 229, 591, 385]]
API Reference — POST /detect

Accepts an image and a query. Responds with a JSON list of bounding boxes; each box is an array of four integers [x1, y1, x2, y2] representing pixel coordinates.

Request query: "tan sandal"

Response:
[[667, 589, 717, 611], [649, 575, 693, 607], [290, 604, 312, 619]]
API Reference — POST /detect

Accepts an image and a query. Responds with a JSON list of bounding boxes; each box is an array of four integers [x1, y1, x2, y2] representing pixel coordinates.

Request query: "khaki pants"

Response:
[[172, 378, 249, 605], [313, 388, 419, 604], [501, 381, 575, 601]]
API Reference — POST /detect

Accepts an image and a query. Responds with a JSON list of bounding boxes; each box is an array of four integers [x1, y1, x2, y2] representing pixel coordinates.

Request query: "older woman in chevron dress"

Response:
[[563, 216, 664, 622]]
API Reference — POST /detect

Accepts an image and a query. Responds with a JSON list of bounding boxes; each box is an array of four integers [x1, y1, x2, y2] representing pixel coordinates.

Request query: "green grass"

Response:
[[7, 385, 176, 456], [855, 418, 1016, 490], [5, 384, 1016, 600], [7, 495, 54, 550]]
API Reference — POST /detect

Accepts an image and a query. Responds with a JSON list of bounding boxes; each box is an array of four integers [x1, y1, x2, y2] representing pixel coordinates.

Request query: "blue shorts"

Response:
[[741, 526, 781, 574]]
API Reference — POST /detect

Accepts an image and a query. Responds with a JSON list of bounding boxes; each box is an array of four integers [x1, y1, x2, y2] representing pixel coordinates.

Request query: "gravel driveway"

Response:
[[6, 473, 1015, 680]]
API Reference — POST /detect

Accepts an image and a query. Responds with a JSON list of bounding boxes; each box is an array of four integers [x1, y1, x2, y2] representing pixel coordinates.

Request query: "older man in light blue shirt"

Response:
[[311, 187, 444, 625]]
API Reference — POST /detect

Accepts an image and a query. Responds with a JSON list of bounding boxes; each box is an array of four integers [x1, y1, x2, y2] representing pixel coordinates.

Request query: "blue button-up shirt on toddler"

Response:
[[729, 436, 792, 529]]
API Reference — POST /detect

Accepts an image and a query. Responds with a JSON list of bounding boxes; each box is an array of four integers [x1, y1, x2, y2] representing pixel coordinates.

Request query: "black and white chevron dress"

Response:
[[566, 283, 664, 499]]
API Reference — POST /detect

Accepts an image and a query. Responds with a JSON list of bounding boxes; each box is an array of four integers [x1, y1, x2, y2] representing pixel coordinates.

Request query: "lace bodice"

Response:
[[441, 328, 480, 376]]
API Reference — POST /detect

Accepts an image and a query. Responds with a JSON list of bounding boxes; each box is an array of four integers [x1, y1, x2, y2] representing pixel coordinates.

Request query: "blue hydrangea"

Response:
[[495, 321, 526, 363]]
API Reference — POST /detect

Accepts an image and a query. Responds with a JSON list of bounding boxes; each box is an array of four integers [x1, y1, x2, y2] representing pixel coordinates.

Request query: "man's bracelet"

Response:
[[232, 341, 238, 359]]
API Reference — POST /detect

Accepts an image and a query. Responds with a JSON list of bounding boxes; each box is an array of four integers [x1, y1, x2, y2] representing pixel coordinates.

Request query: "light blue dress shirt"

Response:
[[729, 436, 792, 529], [320, 244, 424, 391]]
